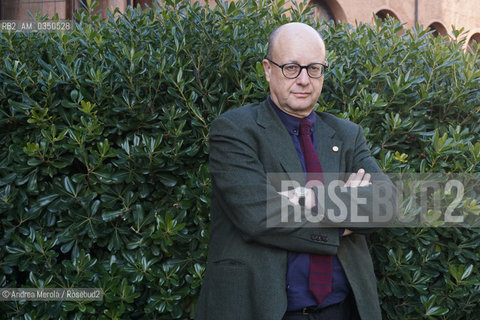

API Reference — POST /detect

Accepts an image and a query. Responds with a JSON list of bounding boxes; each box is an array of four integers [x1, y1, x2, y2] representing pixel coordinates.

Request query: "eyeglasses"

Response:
[[266, 58, 328, 79]]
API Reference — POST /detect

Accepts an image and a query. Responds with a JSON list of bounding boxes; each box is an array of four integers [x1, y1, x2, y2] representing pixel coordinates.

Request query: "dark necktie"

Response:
[[299, 118, 332, 304]]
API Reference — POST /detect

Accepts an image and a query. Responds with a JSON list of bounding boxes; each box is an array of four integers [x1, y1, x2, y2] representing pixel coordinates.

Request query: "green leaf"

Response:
[[101, 210, 122, 222], [0, 173, 16, 186], [158, 173, 177, 187], [37, 194, 58, 207], [461, 264, 473, 280], [63, 176, 79, 197]]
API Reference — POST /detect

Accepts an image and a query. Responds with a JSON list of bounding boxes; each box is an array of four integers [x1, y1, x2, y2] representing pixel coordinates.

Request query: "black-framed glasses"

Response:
[[266, 58, 328, 79]]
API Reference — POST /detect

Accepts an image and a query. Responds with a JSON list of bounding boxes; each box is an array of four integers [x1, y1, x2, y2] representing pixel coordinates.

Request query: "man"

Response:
[[195, 22, 395, 320]]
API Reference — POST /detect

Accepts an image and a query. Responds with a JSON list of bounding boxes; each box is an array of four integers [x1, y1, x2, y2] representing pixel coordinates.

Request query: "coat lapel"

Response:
[[314, 113, 342, 173], [256, 100, 304, 183]]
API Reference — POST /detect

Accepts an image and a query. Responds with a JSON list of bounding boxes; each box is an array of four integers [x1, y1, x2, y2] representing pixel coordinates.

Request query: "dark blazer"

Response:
[[195, 99, 394, 320]]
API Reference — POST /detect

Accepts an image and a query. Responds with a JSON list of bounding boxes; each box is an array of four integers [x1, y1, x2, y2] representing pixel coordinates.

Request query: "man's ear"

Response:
[[262, 59, 271, 83]]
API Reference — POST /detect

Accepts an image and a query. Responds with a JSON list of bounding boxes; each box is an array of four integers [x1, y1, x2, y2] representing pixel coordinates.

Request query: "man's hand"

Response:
[[343, 169, 371, 236], [278, 187, 316, 210], [344, 168, 371, 187]]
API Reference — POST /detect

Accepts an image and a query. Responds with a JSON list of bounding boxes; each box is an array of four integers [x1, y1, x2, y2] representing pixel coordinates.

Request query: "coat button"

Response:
[[332, 146, 339, 152]]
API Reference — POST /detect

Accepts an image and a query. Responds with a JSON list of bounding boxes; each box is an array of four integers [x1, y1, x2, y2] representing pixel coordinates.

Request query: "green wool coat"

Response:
[[195, 99, 395, 320]]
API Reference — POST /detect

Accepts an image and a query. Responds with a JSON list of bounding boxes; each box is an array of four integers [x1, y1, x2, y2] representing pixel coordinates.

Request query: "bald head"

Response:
[[266, 23, 325, 60]]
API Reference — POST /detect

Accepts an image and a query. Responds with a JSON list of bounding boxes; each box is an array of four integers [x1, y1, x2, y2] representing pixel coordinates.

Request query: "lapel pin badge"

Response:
[[332, 146, 339, 152]]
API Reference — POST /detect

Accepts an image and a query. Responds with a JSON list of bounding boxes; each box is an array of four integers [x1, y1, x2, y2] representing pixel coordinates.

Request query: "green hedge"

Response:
[[1, 0, 479, 318]]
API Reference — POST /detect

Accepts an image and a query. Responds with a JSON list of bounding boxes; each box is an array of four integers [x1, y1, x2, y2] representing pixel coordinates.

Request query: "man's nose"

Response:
[[295, 68, 310, 84]]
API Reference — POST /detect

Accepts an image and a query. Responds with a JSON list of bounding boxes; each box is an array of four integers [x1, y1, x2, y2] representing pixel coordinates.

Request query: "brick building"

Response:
[[1, 0, 479, 49], [305, 0, 480, 51]]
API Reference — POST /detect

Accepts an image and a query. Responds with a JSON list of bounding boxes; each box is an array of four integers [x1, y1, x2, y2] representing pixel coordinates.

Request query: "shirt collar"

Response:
[[268, 96, 316, 136]]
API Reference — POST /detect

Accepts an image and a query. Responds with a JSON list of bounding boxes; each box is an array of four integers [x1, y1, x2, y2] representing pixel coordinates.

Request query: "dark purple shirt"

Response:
[[268, 97, 351, 311]]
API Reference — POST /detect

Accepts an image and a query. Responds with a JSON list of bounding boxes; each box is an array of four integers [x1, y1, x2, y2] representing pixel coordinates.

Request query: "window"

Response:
[[467, 33, 480, 53]]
